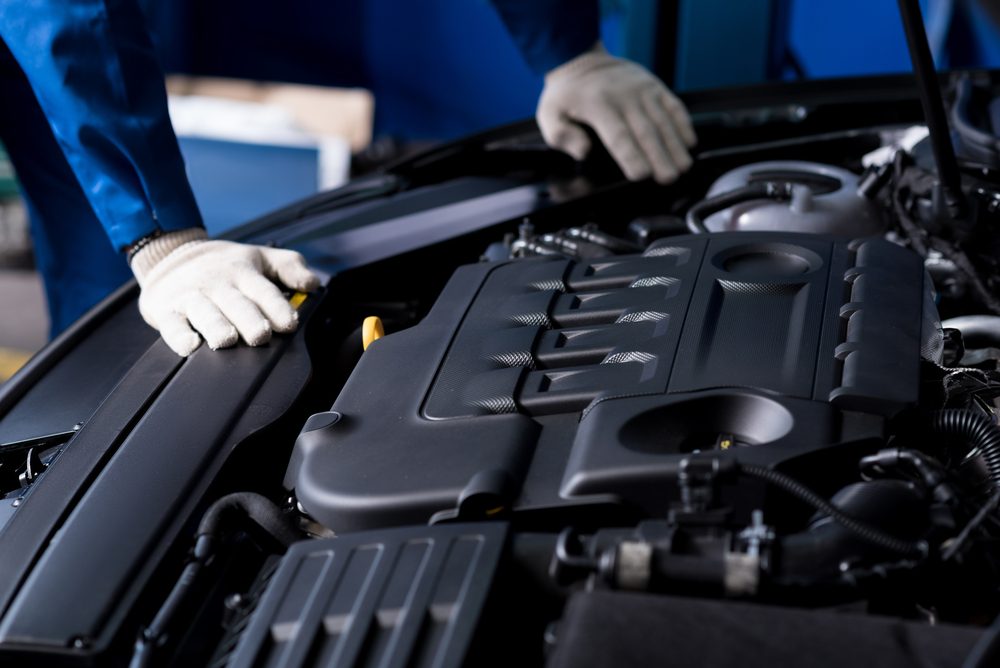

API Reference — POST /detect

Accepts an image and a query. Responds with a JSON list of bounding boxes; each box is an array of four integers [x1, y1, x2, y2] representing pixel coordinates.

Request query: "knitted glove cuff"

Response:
[[130, 228, 209, 285]]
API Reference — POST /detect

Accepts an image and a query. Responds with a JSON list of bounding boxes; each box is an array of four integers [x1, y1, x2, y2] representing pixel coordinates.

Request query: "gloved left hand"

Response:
[[130, 228, 320, 356], [537, 43, 697, 184]]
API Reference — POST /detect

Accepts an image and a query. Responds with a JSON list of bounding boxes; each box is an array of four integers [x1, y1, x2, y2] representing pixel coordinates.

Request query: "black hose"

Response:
[[930, 410, 1000, 487], [738, 463, 928, 557], [196, 492, 303, 556], [685, 181, 794, 233], [130, 561, 203, 668], [130, 493, 303, 668], [941, 316, 1000, 349], [859, 448, 956, 505]]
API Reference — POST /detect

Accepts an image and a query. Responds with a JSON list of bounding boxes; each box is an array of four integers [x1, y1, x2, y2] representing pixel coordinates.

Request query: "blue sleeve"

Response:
[[490, 0, 600, 75], [0, 0, 203, 251]]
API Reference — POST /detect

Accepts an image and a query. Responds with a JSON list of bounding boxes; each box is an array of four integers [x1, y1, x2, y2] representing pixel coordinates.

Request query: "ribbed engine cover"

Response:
[[286, 232, 931, 533]]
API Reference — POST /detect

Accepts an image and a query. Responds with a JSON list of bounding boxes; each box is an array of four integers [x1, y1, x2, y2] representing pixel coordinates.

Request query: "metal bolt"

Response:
[[224, 593, 245, 611]]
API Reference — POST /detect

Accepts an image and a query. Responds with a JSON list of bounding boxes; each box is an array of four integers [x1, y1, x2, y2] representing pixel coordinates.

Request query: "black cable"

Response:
[[738, 463, 928, 557]]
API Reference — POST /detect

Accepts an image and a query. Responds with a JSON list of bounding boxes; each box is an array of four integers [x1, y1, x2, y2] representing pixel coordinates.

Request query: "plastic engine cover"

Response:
[[286, 232, 930, 533], [703, 161, 884, 237]]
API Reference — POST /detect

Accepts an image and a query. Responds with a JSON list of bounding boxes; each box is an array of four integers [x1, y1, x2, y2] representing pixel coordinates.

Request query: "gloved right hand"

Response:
[[130, 228, 320, 357], [537, 43, 697, 184]]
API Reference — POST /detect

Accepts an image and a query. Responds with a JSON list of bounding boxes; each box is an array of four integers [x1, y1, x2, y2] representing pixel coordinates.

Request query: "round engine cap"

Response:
[[703, 161, 884, 237]]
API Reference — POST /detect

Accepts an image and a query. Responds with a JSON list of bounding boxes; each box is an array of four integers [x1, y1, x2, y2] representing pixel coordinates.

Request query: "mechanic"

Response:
[[0, 0, 318, 356], [492, 0, 697, 184]]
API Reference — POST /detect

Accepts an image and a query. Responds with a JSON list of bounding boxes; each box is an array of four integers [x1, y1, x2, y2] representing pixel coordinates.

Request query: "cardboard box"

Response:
[[166, 76, 374, 151]]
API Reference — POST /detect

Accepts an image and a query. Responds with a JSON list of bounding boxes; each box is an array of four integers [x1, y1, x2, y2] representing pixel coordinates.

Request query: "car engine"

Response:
[[237, 149, 1000, 665], [10, 103, 1000, 668], [290, 226, 932, 543]]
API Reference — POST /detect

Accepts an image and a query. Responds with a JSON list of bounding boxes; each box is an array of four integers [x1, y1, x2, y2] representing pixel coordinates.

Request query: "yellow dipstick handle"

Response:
[[362, 316, 384, 351]]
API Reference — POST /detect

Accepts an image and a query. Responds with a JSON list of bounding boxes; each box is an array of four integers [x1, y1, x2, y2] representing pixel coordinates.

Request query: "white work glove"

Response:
[[537, 43, 697, 184], [130, 228, 320, 357]]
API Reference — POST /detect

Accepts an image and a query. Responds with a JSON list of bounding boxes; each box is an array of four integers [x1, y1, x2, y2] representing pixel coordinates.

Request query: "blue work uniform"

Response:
[[0, 0, 595, 336], [0, 0, 202, 335], [490, 0, 599, 75]]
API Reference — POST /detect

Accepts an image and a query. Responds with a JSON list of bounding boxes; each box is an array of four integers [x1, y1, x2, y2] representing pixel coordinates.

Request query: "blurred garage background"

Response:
[[0, 0, 998, 379]]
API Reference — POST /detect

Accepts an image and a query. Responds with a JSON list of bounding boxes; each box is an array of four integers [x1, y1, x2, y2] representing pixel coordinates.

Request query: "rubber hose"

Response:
[[941, 316, 1000, 350], [931, 410, 1000, 488], [685, 182, 793, 233], [197, 492, 303, 553], [739, 463, 927, 557], [130, 492, 301, 668]]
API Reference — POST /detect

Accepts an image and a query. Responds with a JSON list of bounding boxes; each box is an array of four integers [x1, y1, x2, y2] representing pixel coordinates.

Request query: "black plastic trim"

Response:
[[0, 341, 182, 619], [0, 299, 317, 655], [227, 523, 508, 668]]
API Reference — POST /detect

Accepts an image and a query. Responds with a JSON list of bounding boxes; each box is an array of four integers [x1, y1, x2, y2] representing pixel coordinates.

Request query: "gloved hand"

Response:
[[537, 43, 697, 184], [130, 228, 320, 356]]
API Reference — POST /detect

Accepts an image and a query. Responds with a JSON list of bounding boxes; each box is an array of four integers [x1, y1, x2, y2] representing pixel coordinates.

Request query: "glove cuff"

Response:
[[545, 42, 610, 83], [130, 227, 209, 285]]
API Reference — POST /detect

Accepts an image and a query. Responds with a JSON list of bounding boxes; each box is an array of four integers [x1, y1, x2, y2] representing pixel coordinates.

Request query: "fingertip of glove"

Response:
[[277, 265, 321, 293], [242, 324, 273, 347], [172, 334, 203, 357], [299, 274, 321, 292], [272, 310, 300, 334], [652, 167, 680, 185], [653, 171, 680, 186], [205, 327, 239, 351], [564, 143, 592, 162], [623, 163, 653, 182]]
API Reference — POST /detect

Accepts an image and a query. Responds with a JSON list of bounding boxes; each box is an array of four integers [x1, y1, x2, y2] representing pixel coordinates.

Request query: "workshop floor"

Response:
[[0, 269, 48, 382]]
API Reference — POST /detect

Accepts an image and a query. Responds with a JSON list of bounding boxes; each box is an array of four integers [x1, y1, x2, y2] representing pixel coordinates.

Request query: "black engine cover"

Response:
[[286, 232, 930, 532]]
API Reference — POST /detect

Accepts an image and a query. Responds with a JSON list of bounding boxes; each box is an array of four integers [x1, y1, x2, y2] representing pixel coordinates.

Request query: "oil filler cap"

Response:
[[362, 316, 384, 351]]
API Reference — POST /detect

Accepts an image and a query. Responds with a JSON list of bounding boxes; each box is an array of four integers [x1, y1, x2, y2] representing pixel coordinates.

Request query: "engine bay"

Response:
[[7, 79, 1000, 666], [252, 134, 1000, 665]]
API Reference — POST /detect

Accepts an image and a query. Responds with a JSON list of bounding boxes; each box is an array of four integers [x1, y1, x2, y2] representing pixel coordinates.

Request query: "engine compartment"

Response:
[[8, 82, 1000, 666], [228, 135, 1000, 664], [279, 125, 1000, 658]]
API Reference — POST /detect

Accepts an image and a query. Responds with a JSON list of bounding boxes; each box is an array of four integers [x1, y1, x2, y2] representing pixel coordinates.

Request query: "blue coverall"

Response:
[[490, 0, 598, 75], [0, 0, 201, 335], [0, 0, 596, 336]]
